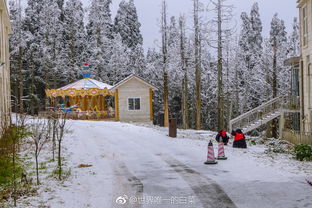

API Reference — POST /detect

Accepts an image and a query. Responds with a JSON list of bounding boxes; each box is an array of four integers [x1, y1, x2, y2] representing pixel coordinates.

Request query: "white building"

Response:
[[111, 75, 158, 123], [0, 0, 12, 130], [297, 0, 312, 133]]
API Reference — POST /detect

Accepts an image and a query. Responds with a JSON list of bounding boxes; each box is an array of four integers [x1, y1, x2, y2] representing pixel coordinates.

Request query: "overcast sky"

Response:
[[81, 0, 298, 50]]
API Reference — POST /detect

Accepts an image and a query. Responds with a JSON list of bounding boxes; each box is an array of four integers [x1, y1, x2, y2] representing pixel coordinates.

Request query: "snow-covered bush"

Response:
[[265, 139, 294, 154]]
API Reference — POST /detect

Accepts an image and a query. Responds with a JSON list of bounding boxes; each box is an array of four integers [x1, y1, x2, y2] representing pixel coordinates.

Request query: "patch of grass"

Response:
[[77, 164, 92, 168], [62, 169, 72, 180], [48, 197, 54, 201], [51, 168, 71, 180], [39, 162, 48, 170]]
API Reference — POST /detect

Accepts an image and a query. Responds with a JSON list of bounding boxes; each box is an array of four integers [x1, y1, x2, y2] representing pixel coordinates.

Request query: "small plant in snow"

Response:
[[294, 144, 312, 161]]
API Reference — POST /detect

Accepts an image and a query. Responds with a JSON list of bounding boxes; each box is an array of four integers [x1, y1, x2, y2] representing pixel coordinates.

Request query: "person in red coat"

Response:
[[215, 130, 229, 145], [231, 129, 247, 148]]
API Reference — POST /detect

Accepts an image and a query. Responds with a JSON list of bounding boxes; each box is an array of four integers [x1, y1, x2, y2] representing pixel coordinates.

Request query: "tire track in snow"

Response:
[[112, 161, 143, 208], [162, 156, 237, 208]]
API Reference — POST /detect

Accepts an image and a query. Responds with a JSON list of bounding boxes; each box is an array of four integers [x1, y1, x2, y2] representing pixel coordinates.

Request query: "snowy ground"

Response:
[[15, 120, 312, 208]]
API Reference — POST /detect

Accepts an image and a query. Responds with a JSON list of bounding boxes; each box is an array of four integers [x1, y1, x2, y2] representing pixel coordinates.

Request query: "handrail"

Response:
[[229, 96, 286, 133], [229, 95, 300, 133], [230, 97, 282, 124]]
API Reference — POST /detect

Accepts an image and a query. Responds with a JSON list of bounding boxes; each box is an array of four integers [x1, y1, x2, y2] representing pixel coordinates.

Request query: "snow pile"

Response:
[[249, 138, 295, 154], [265, 138, 294, 154]]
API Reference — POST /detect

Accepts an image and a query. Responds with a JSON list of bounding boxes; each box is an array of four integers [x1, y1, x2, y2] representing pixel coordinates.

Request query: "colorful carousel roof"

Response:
[[46, 63, 114, 98], [46, 78, 114, 98], [58, 78, 112, 90]]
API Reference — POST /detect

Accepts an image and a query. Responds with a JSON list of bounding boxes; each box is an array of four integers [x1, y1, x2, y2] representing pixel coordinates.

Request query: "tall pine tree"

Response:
[[114, 0, 145, 75], [86, 0, 113, 82], [63, 0, 86, 81]]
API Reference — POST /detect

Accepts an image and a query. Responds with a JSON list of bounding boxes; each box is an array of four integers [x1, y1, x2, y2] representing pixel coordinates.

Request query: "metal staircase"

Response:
[[229, 96, 299, 134]]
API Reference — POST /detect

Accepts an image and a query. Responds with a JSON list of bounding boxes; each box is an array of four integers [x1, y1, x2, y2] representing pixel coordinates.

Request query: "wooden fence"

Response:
[[282, 129, 312, 145]]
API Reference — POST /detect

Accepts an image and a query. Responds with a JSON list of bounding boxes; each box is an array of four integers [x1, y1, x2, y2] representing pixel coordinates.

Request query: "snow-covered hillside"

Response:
[[17, 120, 312, 208]]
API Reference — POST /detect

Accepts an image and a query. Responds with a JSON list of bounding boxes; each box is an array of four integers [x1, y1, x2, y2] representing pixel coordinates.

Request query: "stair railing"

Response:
[[229, 96, 284, 133]]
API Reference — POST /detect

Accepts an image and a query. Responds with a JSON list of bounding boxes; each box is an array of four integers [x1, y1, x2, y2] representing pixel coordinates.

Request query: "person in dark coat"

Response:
[[231, 129, 247, 148], [215, 130, 229, 145]]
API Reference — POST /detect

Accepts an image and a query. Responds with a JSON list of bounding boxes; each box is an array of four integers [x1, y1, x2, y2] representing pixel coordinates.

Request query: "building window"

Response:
[[303, 6, 308, 46], [128, 98, 141, 111]]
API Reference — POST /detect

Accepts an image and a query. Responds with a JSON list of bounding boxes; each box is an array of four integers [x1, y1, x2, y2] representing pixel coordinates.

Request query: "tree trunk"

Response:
[[58, 139, 62, 180], [12, 135, 17, 207], [35, 148, 40, 185], [182, 75, 189, 129], [272, 42, 277, 99], [161, 1, 169, 127], [194, 0, 202, 130], [30, 52, 35, 115], [18, 47, 24, 114], [272, 40, 278, 138], [163, 72, 169, 127], [225, 41, 231, 131], [234, 62, 239, 118], [52, 119, 57, 161], [217, 0, 224, 130], [180, 16, 189, 130]]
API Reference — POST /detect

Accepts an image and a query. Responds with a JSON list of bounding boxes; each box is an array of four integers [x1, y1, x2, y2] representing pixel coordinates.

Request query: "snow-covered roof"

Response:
[[110, 74, 158, 91], [58, 78, 113, 90]]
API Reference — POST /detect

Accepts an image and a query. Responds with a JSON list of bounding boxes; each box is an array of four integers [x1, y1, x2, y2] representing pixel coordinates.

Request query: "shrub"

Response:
[[294, 144, 312, 161], [0, 125, 29, 187]]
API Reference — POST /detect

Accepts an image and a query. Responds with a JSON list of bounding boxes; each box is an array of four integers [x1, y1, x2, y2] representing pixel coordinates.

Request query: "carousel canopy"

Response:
[[46, 63, 114, 98], [46, 78, 114, 98], [58, 78, 112, 90]]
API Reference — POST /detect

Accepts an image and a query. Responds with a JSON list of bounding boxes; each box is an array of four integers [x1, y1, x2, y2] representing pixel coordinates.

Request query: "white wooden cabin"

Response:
[[111, 75, 158, 123]]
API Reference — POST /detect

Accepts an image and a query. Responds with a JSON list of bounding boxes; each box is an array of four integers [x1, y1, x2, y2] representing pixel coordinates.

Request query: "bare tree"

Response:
[[56, 111, 67, 180], [180, 15, 189, 130], [216, 0, 224, 130], [30, 118, 49, 185], [48, 108, 58, 161], [207, 0, 234, 130], [194, 0, 202, 130]]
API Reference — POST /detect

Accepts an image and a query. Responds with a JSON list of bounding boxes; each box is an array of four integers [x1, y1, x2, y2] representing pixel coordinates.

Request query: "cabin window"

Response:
[[303, 6, 308, 46], [128, 98, 141, 110]]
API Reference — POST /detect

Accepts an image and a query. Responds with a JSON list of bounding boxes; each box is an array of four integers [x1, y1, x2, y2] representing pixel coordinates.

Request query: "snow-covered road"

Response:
[[40, 120, 312, 208]]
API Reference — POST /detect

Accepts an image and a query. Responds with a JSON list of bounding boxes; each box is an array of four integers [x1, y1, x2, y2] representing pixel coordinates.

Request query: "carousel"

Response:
[[45, 63, 116, 120]]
